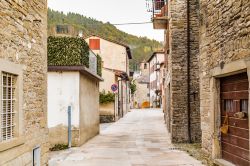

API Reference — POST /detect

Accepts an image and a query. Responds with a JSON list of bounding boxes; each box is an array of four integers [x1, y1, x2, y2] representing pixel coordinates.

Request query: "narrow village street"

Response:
[[49, 109, 203, 166]]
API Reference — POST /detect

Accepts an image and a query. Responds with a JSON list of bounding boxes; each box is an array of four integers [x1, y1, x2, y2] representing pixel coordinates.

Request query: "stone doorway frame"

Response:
[[209, 58, 250, 165]]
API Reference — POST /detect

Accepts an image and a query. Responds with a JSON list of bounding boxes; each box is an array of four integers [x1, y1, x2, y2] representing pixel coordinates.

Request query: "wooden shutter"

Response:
[[89, 39, 100, 50]]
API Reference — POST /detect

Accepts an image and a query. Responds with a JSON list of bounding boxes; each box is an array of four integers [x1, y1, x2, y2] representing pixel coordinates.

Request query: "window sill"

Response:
[[0, 136, 25, 152]]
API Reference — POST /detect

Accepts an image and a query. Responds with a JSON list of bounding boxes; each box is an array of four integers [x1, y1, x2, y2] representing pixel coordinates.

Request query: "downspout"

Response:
[[149, 62, 151, 106], [187, 0, 191, 143]]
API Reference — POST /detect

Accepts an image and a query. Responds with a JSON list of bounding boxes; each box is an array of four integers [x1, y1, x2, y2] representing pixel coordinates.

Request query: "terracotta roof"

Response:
[[48, 65, 103, 81], [103, 67, 129, 80], [84, 34, 132, 59]]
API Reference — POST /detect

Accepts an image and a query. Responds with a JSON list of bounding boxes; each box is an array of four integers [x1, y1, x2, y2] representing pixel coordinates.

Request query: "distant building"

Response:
[[85, 35, 132, 122], [48, 25, 79, 37], [132, 61, 150, 109], [148, 51, 165, 108]]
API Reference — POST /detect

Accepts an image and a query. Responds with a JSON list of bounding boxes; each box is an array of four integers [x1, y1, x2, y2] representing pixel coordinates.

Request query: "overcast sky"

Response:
[[48, 0, 164, 42]]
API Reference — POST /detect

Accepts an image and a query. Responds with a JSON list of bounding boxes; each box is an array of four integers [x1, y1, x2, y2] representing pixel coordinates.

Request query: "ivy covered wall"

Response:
[[48, 36, 90, 67], [96, 54, 102, 77]]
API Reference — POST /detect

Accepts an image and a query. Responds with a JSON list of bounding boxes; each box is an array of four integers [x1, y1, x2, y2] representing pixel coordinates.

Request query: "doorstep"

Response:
[[214, 159, 236, 166]]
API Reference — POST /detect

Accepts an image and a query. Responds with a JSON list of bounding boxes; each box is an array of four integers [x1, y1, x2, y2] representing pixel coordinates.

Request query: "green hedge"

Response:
[[96, 54, 102, 77], [48, 36, 89, 67], [99, 91, 115, 104]]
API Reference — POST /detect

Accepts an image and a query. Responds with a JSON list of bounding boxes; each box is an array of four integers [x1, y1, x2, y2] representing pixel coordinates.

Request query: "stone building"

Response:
[[148, 0, 201, 143], [0, 1, 48, 165], [199, 0, 250, 165]]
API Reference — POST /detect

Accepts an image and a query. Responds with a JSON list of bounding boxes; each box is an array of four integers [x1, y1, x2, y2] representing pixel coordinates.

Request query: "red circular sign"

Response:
[[111, 84, 118, 92]]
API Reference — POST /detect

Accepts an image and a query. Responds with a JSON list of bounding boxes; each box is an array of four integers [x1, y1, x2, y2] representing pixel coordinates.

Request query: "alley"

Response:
[[49, 109, 203, 166]]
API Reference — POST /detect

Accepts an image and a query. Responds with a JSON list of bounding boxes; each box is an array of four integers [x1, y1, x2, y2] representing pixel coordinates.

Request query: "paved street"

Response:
[[49, 109, 203, 166]]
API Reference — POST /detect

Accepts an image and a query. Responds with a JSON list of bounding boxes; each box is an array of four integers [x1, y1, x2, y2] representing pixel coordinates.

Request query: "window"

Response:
[[224, 100, 234, 112], [241, 99, 248, 113], [144, 63, 147, 69], [1, 72, 17, 141], [0, 59, 23, 150], [56, 25, 69, 34]]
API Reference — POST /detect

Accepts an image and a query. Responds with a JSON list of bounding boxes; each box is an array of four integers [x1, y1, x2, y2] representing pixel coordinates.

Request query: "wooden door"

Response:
[[220, 72, 249, 166]]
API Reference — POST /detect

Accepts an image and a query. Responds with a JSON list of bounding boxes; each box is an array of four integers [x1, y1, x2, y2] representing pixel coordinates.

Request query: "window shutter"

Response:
[[89, 39, 100, 50]]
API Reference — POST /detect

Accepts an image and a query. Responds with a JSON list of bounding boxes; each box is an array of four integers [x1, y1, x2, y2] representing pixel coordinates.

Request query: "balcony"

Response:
[[146, 0, 169, 29]]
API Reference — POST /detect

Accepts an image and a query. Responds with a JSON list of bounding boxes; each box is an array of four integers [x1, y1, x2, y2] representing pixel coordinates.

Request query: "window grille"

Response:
[[1, 72, 17, 141]]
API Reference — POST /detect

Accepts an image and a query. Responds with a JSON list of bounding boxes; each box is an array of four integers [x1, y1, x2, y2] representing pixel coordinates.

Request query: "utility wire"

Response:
[[112, 21, 152, 25]]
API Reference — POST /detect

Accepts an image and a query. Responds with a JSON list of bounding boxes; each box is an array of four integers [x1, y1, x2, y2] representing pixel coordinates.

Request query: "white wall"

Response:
[[48, 72, 80, 128]]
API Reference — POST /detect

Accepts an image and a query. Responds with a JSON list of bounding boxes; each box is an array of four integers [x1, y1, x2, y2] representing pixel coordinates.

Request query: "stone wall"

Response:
[[167, 0, 200, 143], [0, 0, 48, 165], [199, 0, 250, 156], [188, 0, 201, 143], [79, 74, 100, 145]]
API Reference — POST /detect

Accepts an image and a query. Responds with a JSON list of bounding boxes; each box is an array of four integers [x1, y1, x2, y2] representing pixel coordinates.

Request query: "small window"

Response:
[[56, 25, 69, 34], [241, 99, 248, 113], [144, 63, 147, 69], [1, 72, 17, 141], [224, 99, 233, 112]]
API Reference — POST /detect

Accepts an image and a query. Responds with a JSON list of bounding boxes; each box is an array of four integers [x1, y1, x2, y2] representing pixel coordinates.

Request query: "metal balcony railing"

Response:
[[146, 0, 168, 19]]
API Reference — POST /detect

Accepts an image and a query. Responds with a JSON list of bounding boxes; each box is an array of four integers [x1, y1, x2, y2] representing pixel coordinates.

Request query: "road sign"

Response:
[[111, 84, 118, 92]]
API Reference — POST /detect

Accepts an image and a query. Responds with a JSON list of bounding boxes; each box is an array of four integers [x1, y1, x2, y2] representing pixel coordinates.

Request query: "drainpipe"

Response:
[[187, 0, 191, 143], [67, 106, 72, 148], [149, 62, 151, 106]]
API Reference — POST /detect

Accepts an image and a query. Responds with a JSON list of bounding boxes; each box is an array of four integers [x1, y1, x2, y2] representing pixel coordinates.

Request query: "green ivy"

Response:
[[99, 91, 115, 104], [96, 54, 102, 77], [48, 36, 89, 67], [130, 81, 136, 95]]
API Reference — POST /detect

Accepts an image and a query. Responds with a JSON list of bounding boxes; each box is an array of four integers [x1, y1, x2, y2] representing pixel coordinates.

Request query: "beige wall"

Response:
[[85, 36, 129, 74], [100, 102, 115, 116], [79, 73, 100, 145], [134, 81, 149, 108], [85, 36, 130, 118], [0, 1, 48, 165], [100, 69, 116, 94]]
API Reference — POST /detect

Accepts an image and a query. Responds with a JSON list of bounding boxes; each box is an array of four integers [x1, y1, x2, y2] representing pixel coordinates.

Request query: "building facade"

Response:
[[148, 0, 201, 143], [48, 67, 102, 147], [132, 62, 150, 109], [0, 1, 48, 165], [199, 0, 250, 165], [148, 52, 165, 108], [85, 35, 132, 122]]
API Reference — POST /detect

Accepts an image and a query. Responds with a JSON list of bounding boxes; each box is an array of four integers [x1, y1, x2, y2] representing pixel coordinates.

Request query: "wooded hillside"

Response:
[[48, 9, 163, 70]]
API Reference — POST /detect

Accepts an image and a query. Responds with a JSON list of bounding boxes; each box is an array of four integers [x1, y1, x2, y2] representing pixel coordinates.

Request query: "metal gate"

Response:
[[220, 72, 249, 166]]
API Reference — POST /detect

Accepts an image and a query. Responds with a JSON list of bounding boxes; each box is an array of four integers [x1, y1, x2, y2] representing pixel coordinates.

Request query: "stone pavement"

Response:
[[49, 109, 204, 166]]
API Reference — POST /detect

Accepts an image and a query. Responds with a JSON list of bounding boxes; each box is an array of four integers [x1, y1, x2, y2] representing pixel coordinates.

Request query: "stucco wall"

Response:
[[79, 74, 100, 145], [0, 1, 48, 165], [48, 72, 80, 128], [47, 72, 80, 147]]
